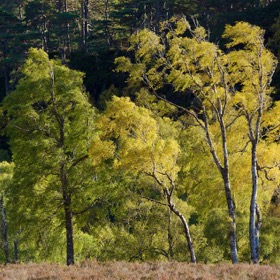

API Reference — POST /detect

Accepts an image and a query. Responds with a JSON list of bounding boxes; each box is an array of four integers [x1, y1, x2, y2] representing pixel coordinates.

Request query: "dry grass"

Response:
[[0, 261, 279, 280]]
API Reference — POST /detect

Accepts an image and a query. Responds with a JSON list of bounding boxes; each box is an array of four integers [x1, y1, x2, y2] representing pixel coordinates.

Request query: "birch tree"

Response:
[[90, 96, 197, 263], [223, 22, 278, 264], [115, 19, 278, 264], [115, 19, 240, 263]]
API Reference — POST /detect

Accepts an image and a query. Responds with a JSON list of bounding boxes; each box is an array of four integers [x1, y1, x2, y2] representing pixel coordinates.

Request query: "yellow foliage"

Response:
[[174, 17, 190, 35], [129, 29, 164, 63], [0, 161, 14, 190], [223, 22, 264, 50], [89, 135, 115, 167], [96, 96, 181, 186]]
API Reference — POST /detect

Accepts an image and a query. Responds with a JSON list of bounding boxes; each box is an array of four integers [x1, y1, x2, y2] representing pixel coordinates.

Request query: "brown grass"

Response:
[[0, 261, 279, 280]]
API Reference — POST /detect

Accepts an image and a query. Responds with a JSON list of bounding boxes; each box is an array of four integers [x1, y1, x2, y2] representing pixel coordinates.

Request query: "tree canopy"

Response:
[[0, 1, 279, 266]]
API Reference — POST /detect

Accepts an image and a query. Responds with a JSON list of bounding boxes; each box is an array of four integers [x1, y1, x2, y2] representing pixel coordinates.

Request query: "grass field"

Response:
[[0, 261, 279, 280]]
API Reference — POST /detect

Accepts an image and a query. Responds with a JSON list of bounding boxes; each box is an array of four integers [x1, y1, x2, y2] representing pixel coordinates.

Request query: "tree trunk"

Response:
[[204, 101, 238, 264], [57, 0, 70, 61], [42, 16, 49, 52], [104, 0, 112, 47], [167, 208, 174, 261], [222, 172, 238, 264], [249, 143, 260, 264], [169, 202, 196, 263], [244, 102, 263, 265], [61, 162, 74, 265], [218, 99, 238, 264], [81, 0, 89, 52], [165, 192, 196, 263], [62, 188, 74, 265], [14, 239, 18, 263], [0, 195, 10, 263]]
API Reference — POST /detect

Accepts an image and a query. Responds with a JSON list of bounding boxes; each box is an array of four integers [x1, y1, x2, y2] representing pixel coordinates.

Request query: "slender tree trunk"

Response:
[[81, 0, 89, 52], [42, 18, 49, 52], [204, 102, 238, 264], [169, 201, 196, 263], [219, 106, 238, 264], [246, 94, 263, 264], [167, 208, 174, 261], [222, 172, 238, 264], [249, 143, 260, 264], [0, 195, 9, 263], [164, 190, 196, 263], [61, 163, 74, 266], [57, 0, 69, 61], [143, 4, 147, 29], [104, 0, 112, 48], [17, 2, 23, 20]]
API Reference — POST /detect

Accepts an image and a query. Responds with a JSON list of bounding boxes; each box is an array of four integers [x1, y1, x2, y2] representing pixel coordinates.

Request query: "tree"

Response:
[[115, 19, 279, 264], [24, 0, 53, 52], [2, 48, 96, 265], [0, 8, 27, 96], [0, 161, 14, 263], [115, 19, 240, 263], [90, 96, 197, 263], [223, 22, 278, 264]]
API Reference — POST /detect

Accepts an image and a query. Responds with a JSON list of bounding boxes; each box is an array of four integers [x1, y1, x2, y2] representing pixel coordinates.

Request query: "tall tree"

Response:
[[115, 20, 240, 263], [24, 0, 53, 52], [0, 9, 27, 96], [223, 22, 278, 264], [115, 19, 278, 264], [2, 48, 96, 265]]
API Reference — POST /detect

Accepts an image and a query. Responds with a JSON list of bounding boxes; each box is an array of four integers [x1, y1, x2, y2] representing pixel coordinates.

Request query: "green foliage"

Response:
[[0, 161, 13, 192], [0, 161, 14, 262], [0, 0, 279, 264], [2, 48, 96, 263]]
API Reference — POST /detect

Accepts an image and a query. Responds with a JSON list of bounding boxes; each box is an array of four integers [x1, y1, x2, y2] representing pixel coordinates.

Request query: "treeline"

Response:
[[1, 1, 280, 100], [0, 0, 279, 266]]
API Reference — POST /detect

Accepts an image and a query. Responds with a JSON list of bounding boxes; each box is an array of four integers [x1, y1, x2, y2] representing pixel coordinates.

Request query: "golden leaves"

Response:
[[89, 135, 115, 167], [92, 96, 181, 185]]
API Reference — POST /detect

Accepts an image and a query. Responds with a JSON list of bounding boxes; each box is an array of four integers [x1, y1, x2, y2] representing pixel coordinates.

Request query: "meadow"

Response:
[[0, 261, 279, 280]]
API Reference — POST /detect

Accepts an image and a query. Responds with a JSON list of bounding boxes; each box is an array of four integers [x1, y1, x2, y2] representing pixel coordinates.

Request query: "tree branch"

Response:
[[72, 198, 100, 216], [67, 154, 89, 174]]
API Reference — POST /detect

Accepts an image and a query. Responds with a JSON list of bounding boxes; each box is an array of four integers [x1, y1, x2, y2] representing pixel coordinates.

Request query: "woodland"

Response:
[[0, 0, 280, 267]]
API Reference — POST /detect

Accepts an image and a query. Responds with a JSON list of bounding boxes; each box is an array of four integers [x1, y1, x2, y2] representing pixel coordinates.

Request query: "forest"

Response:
[[0, 0, 280, 268]]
